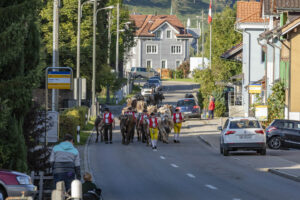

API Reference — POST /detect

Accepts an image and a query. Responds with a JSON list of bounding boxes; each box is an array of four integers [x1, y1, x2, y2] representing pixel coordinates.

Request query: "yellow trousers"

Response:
[[149, 128, 158, 140], [174, 123, 182, 134]]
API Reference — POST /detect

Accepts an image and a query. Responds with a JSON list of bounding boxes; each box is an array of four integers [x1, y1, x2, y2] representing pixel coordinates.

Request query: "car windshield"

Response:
[[131, 68, 135, 71], [177, 99, 196, 106], [229, 120, 260, 129]]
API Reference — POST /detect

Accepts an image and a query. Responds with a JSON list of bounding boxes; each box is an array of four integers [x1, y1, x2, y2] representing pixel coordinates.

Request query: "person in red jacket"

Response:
[[102, 108, 115, 144], [208, 95, 215, 119]]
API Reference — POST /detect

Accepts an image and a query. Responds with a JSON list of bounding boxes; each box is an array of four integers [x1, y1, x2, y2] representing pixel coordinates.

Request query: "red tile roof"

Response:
[[237, 1, 265, 23], [130, 15, 192, 38]]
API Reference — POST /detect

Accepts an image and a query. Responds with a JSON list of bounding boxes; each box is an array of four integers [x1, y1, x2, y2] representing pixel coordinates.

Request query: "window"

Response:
[[156, 30, 162, 39], [295, 122, 300, 130], [177, 99, 196, 106], [176, 60, 181, 67], [161, 60, 167, 69], [146, 45, 158, 54], [146, 60, 152, 68], [229, 120, 260, 129], [278, 122, 294, 129], [167, 30, 171, 39], [223, 119, 229, 129], [171, 45, 182, 54]]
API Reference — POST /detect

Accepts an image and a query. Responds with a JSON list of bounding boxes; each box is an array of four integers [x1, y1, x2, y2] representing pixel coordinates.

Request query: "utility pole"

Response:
[[201, 10, 204, 68], [116, 3, 120, 76], [52, 0, 59, 111], [76, 0, 81, 107], [91, 0, 97, 116], [106, 10, 112, 103]]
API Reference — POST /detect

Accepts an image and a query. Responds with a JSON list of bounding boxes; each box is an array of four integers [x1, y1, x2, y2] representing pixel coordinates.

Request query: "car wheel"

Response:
[[220, 145, 223, 154], [268, 136, 282, 149], [0, 188, 7, 200], [223, 148, 229, 156]]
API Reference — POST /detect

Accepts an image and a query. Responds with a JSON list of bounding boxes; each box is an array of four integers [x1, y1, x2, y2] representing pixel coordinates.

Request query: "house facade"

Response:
[[124, 15, 192, 72], [259, 0, 300, 120], [236, 1, 269, 117]]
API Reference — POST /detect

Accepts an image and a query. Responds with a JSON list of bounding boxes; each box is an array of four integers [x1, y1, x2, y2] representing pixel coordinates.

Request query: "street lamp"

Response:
[[91, 4, 114, 116]]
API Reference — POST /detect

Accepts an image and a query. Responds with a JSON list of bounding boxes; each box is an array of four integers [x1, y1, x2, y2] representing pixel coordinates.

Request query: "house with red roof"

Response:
[[124, 14, 192, 72]]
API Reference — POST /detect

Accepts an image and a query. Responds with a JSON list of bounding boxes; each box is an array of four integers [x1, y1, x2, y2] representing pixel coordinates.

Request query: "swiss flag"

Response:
[[208, 0, 212, 24]]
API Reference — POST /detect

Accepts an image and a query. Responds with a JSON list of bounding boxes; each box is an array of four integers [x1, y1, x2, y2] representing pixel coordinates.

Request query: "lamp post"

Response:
[[91, 4, 114, 116]]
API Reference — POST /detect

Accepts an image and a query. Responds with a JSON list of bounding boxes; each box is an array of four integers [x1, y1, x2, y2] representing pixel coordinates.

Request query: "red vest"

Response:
[[173, 113, 182, 123], [103, 112, 113, 124], [140, 114, 149, 123], [149, 117, 158, 128]]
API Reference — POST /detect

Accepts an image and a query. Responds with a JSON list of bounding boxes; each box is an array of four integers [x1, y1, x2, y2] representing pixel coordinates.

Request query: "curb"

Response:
[[83, 130, 94, 179], [197, 136, 212, 147], [268, 168, 300, 182]]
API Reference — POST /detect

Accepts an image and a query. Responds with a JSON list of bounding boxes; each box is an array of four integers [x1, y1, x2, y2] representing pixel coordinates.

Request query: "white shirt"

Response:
[[175, 113, 183, 123], [147, 118, 157, 128], [104, 113, 114, 124]]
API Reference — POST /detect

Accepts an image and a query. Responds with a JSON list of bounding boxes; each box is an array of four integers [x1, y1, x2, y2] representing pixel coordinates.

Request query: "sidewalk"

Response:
[[186, 118, 300, 183]]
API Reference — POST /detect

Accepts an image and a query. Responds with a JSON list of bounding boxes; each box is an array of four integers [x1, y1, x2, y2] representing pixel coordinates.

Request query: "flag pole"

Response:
[[210, 23, 212, 70]]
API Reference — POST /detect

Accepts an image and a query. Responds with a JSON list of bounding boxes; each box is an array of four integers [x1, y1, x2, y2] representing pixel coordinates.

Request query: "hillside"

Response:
[[123, 0, 237, 27]]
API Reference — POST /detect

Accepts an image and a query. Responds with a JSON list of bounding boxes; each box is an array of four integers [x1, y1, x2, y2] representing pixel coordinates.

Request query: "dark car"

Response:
[[266, 119, 300, 149], [176, 98, 201, 118], [147, 79, 162, 91], [0, 170, 37, 199]]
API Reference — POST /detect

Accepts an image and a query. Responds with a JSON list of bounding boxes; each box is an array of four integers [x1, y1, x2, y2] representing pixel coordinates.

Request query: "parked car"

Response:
[[141, 83, 155, 97], [149, 76, 161, 81], [0, 169, 37, 199], [147, 79, 162, 91], [184, 93, 194, 98], [130, 67, 159, 79], [219, 117, 266, 156], [175, 98, 201, 118], [266, 119, 300, 149]]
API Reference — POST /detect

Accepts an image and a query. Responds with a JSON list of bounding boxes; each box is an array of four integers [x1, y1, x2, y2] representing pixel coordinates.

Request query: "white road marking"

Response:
[[205, 184, 218, 190], [186, 173, 196, 178], [153, 149, 158, 152], [160, 156, 166, 160], [233, 198, 241, 200], [171, 164, 179, 168]]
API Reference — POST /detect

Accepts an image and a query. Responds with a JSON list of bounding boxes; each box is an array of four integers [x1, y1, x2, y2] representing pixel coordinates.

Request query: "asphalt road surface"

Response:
[[88, 81, 300, 200]]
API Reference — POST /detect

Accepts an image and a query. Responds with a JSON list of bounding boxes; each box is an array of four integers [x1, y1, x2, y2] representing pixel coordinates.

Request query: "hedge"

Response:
[[59, 106, 88, 140]]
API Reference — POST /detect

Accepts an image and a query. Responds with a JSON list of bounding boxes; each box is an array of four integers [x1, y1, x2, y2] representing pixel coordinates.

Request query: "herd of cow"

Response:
[[95, 94, 176, 146]]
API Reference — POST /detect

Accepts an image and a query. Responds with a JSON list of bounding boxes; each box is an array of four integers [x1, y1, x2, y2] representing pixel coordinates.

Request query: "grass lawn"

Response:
[[163, 78, 197, 83], [74, 118, 95, 145]]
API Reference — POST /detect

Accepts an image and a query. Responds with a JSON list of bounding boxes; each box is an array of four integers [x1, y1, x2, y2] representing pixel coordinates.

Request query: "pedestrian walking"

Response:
[[125, 107, 137, 141], [147, 112, 159, 150], [82, 172, 102, 200], [50, 134, 81, 191], [102, 107, 115, 144], [173, 108, 184, 143], [208, 95, 215, 119], [94, 115, 102, 142]]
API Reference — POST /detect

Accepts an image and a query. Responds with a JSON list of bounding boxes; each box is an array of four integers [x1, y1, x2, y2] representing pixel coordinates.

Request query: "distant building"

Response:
[[124, 14, 193, 72], [190, 57, 209, 71]]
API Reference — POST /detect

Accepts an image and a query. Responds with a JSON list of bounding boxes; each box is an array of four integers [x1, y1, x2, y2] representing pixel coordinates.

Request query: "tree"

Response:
[[178, 60, 190, 78], [0, 0, 42, 172], [194, 6, 242, 116], [39, 0, 135, 98]]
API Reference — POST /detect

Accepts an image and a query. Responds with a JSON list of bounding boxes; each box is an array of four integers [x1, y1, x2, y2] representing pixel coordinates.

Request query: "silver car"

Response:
[[219, 117, 266, 156]]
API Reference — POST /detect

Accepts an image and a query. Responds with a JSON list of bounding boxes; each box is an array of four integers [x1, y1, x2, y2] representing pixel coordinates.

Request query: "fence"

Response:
[[30, 171, 53, 200]]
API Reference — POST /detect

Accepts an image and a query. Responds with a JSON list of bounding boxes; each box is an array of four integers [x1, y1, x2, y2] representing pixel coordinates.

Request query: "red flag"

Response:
[[208, 0, 212, 24]]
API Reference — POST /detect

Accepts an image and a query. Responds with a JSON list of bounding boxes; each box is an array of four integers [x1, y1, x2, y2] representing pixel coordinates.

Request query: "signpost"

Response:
[[255, 105, 268, 121], [45, 67, 73, 145], [249, 84, 262, 94]]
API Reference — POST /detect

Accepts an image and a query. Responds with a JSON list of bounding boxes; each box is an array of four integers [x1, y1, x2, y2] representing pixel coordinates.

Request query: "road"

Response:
[[87, 81, 300, 200]]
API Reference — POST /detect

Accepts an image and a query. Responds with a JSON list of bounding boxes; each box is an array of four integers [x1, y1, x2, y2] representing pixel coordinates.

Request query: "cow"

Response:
[[119, 114, 136, 145], [94, 115, 104, 142]]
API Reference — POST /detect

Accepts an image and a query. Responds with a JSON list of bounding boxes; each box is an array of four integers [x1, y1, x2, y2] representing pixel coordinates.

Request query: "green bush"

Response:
[[212, 89, 226, 117], [175, 70, 184, 79], [59, 106, 88, 140]]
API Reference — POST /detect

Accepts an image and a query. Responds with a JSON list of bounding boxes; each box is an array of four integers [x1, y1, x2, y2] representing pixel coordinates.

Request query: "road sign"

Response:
[[249, 84, 262, 94], [255, 105, 268, 121], [48, 71, 71, 89]]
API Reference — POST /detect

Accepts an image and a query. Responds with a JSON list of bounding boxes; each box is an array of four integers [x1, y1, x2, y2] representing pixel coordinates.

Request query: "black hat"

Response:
[[128, 107, 132, 110], [143, 109, 148, 113], [150, 112, 155, 116], [175, 108, 180, 112], [104, 107, 109, 111]]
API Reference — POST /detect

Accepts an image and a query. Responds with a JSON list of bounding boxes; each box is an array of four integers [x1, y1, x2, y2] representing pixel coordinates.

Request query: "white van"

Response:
[[130, 67, 159, 79]]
